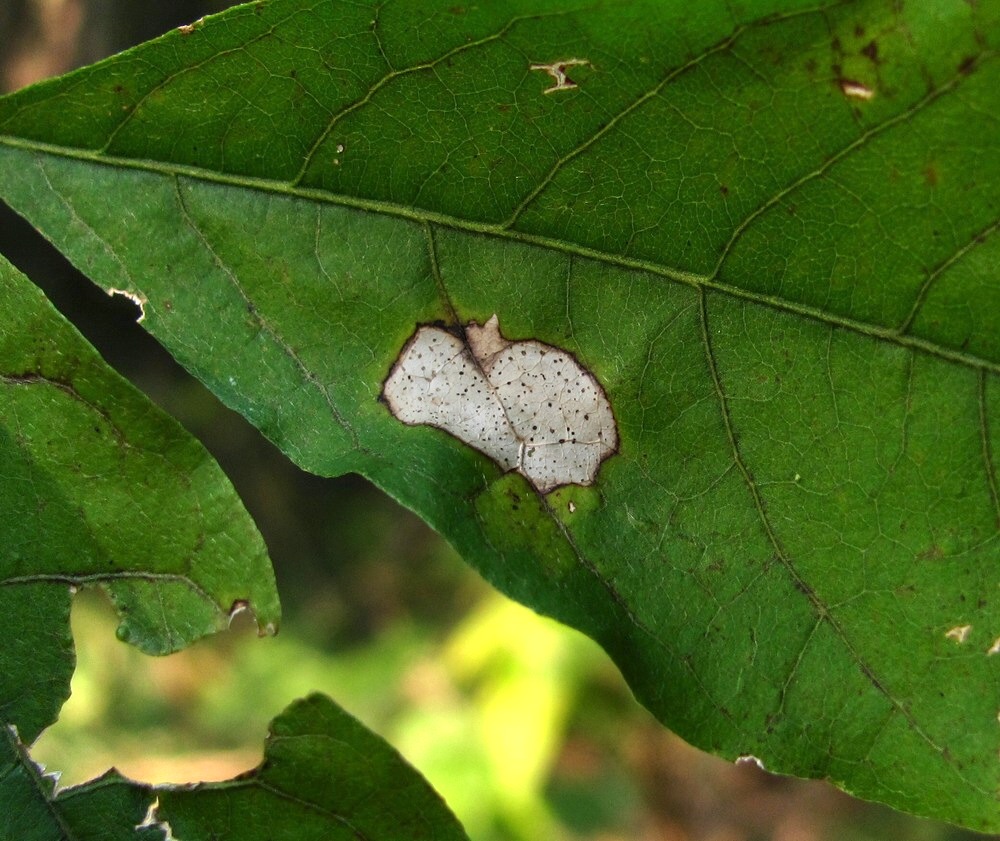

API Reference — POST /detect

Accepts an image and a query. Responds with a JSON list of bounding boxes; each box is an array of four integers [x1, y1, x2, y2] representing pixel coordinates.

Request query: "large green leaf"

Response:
[[2, 693, 468, 841], [0, 0, 997, 829], [0, 254, 279, 743]]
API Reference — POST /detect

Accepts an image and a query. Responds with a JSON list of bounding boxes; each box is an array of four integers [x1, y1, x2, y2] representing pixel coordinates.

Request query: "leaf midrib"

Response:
[[1, 135, 997, 377]]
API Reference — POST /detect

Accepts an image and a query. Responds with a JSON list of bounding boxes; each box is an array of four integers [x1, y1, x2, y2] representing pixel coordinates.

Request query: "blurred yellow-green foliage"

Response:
[[4, 3, 997, 839]]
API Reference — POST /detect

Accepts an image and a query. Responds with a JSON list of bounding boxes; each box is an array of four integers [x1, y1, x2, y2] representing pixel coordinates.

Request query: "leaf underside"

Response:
[[0, 0, 997, 829]]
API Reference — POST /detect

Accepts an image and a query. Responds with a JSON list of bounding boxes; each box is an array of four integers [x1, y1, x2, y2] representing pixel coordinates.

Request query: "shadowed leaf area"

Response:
[[0, 0, 997, 833]]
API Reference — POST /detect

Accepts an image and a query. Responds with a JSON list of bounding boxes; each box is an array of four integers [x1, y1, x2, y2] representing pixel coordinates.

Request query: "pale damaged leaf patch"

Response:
[[383, 315, 617, 492], [945, 624, 972, 643], [529, 59, 590, 93]]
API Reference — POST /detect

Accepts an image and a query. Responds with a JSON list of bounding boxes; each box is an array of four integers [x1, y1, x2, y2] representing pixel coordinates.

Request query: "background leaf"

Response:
[[0, 254, 279, 743], [0, 0, 997, 830]]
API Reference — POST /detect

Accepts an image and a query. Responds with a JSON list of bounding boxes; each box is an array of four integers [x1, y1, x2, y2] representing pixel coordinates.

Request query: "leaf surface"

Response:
[[0, 0, 998, 828], [155, 693, 470, 840], [1, 694, 468, 841], [0, 254, 279, 742]]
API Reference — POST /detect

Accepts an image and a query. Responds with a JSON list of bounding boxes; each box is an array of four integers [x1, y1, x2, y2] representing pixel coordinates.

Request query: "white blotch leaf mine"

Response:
[[383, 314, 617, 493]]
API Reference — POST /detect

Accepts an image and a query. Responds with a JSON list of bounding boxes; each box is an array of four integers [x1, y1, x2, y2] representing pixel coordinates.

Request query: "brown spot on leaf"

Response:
[[861, 40, 879, 62], [917, 544, 944, 560]]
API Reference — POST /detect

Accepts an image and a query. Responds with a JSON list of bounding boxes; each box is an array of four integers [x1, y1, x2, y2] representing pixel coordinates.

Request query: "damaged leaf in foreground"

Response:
[[0, 258, 464, 839], [2, 695, 468, 841], [153, 694, 469, 840], [0, 254, 279, 742]]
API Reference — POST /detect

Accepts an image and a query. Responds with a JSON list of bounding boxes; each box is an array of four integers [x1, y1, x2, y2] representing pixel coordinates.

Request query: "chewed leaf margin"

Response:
[[0, 254, 280, 740], [1, 694, 469, 841]]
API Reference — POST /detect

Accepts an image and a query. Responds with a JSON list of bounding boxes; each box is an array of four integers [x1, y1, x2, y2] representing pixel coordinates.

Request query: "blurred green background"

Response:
[[1, 3, 995, 839]]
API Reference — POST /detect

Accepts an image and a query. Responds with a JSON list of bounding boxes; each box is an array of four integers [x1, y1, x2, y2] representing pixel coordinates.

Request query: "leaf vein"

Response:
[[0, 572, 216, 606], [502, 1, 856, 230], [31, 155, 130, 287], [99, 9, 309, 155], [978, 370, 1000, 529], [171, 176, 361, 450], [500, 27, 741, 229], [696, 287, 982, 790], [534, 491, 739, 728], [712, 50, 998, 282], [290, 8, 579, 187], [897, 214, 1000, 335], [3, 141, 998, 376], [250, 779, 372, 840]]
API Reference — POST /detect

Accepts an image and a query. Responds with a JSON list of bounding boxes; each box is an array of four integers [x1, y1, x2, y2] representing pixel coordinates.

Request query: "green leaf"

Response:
[[2, 694, 469, 841], [0, 254, 280, 742], [1, 726, 158, 841], [155, 693, 470, 840], [0, 257, 465, 838], [0, 0, 997, 829]]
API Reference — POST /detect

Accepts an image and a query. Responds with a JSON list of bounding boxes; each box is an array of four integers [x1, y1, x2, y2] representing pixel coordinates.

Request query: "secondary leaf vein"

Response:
[[978, 370, 1000, 529], [172, 176, 361, 449], [712, 51, 998, 281], [897, 214, 1000, 335], [696, 287, 981, 789]]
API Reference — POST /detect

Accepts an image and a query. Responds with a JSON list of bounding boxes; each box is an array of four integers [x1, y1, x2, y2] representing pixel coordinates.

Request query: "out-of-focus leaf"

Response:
[[156, 693, 469, 840]]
